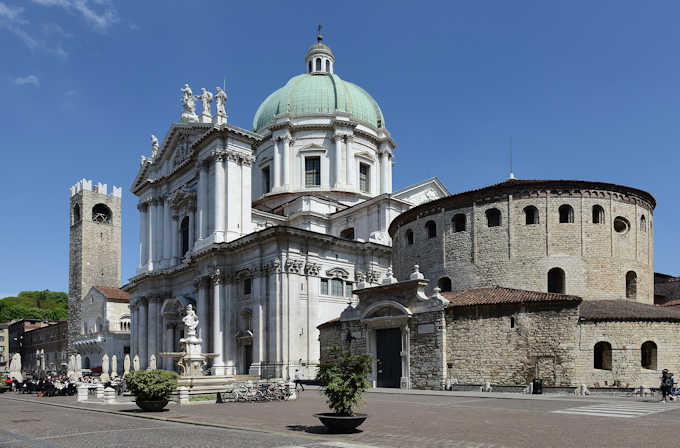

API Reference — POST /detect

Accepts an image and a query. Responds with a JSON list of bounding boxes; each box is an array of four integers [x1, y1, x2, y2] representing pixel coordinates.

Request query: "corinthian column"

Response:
[[211, 271, 225, 375], [198, 161, 208, 240], [137, 203, 148, 269], [333, 135, 343, 188], [196, 278, 209, 354], [147, 202, 155, 270], [138, 299, 148, 369], [345, 135, 354, 187], [380, 150, 389, 194], [213, 155, 226, 243], [147, 298, 160, 366], [273, 138, 281, 190], [282, 135, 290, 188]]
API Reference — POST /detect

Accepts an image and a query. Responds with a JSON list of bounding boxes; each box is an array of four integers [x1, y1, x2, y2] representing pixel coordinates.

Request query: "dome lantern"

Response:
[[305, 25, 335, 75]]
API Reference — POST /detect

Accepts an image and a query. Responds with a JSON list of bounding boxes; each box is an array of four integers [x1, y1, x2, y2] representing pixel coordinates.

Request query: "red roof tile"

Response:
[[581, 300, 680, 321], [442, 286, 582, 307], [93, 286, 130, 301]]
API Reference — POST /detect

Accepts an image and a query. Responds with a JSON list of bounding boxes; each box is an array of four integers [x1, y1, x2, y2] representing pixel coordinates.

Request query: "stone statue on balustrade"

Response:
[[180, 83, 198, 123], [213, 86, 227, 125], [151, 135, 159, 158], [197, 88, 213, 123], [124, 354, 131, 375]]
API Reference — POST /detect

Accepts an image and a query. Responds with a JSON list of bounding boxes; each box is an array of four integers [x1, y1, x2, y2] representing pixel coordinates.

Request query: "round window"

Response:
[[613, 216, 630, 234]]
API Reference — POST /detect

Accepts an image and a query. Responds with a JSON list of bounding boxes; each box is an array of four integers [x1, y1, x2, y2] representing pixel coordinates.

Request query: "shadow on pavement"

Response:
[[286, 424, 363, 435]]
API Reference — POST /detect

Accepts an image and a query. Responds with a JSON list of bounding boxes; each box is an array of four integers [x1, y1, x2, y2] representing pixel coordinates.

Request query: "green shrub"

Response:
[[124, 370, 179, 402], [316, 347, 372, 416]]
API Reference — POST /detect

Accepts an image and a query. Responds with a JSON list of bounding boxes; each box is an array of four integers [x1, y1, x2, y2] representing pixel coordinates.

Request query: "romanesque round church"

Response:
[[120, 34, 680, 389]]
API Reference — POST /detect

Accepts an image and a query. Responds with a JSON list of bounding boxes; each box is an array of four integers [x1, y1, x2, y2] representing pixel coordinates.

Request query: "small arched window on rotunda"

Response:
[[524, 206, 539, 225], [641, 341, 657, 370], [626, 271, 637, 299], [547, 267, 565, 294], [325, 60, 330, 73], [92, 203, 112, 224], [425, 221, 437, 239], [406, 229, 414, 245], [486, 208, 501, 227], [438, 277, 452, 292], [592, 205, 605, 224], [559, 204, 574, 223], [180, 216, 189, 256], [308, 61, 312, 73], [72, 203, 81, 225], [316, 58, 321, 71], [594, 341, 612, 370], [452, 214, 466, 232], [640, 215, 647, 232]]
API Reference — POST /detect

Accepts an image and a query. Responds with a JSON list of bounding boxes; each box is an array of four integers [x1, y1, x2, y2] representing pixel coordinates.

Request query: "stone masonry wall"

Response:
[[446, 302, 580, 386], [393, 188, 654, 303], [408, 310, 446, 390], [574, 320, 680, 387]]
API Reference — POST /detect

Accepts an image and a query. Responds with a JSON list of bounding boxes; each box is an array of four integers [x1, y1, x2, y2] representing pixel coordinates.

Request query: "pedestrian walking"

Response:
[[661, 369, 674, 402], [294, 369, 305, 392]]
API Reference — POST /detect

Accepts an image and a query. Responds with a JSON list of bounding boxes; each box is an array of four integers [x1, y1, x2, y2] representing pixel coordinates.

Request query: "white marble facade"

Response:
[[126, 37, 448, 379]]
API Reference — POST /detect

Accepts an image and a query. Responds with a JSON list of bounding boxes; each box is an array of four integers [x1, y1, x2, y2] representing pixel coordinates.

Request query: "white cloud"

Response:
[[42, 22, 73, 38], [31, 0, 118, 32], [14, 75, 40, 87], [0, 2, 66, 55], [0, 2, 23, 21]]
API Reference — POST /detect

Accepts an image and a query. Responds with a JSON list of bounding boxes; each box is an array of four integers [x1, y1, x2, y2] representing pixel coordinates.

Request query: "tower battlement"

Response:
[[70, 178, 122, 198]]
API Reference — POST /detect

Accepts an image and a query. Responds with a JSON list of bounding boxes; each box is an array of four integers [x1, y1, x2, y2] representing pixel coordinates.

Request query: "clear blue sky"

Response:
[[1, 1, 679, 297]]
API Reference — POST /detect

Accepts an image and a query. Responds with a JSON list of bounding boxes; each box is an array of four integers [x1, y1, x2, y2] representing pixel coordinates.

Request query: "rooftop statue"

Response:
[[197, 88, 213, 116], [180, 83, 198, 122], [151, 135, 159, 157], [215, 86, 227, 116]]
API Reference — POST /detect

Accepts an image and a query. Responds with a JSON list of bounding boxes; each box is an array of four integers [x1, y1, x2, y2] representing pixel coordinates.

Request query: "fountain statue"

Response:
[[160, 304, 217, 377]]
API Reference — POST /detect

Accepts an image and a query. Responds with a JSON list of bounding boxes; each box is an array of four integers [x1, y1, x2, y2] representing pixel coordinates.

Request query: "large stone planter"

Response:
[[314, 413, 367, 433], [135, 399, 169, 412]]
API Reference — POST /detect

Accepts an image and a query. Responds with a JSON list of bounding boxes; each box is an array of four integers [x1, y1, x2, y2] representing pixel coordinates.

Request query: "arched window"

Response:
[[592, 205, 605, 224], [425, 221, 437, 239], [559, 204, 574, 223], [640, 215, 647, 232], [325, 60, 330, 73], [308, 60, 312, 73], [180, 216, 189, 256], [486, 208, 501, 227], [594, 341, 612, 370], [452, 214, 466, 232], [340, 228, 355, 240], [548, 267, 565, 293], [73, 203, 81, 225], [438, 277, 452, 292], [406, 229, 414, 245], [315, 58, 321, 71], [626, 271, 637, 299], [92, 203, 112, 224], [641, 341, 657, 370], [524, 206, 539, 225]]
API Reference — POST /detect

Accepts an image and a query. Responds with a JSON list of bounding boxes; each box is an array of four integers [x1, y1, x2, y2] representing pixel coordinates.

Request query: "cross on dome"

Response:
[[305, 25, 335, 74]]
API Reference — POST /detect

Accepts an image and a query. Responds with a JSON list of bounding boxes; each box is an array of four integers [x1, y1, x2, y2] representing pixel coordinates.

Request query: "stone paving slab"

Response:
[[5, 390, 680, 447]]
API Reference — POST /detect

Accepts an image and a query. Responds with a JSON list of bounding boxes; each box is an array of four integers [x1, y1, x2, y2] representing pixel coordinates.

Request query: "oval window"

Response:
[[613, 216, 630, 234]]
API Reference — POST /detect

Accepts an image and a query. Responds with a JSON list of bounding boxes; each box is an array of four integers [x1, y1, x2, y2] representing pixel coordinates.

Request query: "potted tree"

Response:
[[125, 369, 179, 412], [314, 347, 373, 433]]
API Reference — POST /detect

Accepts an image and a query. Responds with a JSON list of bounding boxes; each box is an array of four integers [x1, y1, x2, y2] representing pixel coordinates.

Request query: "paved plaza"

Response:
[[2, 390, 680, 447]]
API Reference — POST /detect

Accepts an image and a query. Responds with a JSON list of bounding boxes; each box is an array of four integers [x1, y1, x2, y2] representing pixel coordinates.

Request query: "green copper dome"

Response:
[[253, 73, 385, 132]]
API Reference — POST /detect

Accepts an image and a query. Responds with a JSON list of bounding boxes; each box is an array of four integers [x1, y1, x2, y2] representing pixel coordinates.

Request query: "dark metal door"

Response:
[[376, 328, 401, 388], [244, 345, 253, 375]]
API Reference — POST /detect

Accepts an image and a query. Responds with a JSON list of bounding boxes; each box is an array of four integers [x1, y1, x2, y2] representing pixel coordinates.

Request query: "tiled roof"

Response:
[[661, 299, 680, 307], [442, 286, 582, 307], [317, 317, 340, 329], [580, 300, 680, 322], [93, 286, 130, 301]]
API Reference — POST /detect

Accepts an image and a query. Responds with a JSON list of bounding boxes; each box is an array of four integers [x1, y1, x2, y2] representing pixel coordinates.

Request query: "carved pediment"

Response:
[[326, 267, 350, 279], [298, 143, 326, 153]]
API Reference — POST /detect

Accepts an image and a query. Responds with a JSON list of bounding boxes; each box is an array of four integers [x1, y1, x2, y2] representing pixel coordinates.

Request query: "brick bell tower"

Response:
[[68, 179, 122, 353]]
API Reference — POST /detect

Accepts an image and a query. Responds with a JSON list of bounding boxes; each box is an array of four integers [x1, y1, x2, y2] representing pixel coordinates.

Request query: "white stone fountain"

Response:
[[159, 304, 225, 396]]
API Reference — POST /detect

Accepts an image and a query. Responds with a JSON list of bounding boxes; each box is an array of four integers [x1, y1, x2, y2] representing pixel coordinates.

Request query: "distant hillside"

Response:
[[0, 291, 68, 322]]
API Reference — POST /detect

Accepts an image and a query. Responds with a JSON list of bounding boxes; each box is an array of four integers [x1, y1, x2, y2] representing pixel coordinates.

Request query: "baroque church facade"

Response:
[[125, 35, 448, 378]]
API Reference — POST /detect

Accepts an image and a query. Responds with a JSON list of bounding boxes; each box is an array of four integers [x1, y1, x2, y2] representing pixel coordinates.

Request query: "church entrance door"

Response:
[[243, 344, 252, 375], [376, 328, 401, 388]]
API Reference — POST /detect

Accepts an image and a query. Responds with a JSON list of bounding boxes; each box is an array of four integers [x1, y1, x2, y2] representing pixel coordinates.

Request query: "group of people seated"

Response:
[[11, 375, 78, 397]]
